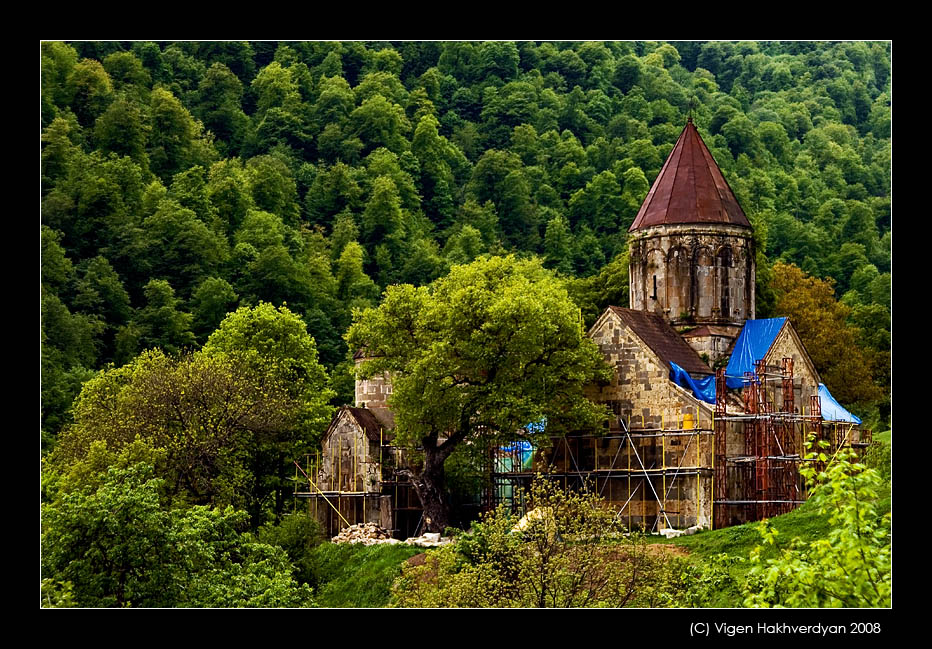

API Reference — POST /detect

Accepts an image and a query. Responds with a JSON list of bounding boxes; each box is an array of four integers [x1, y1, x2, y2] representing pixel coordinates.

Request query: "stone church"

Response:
[[304, 119, 866, 537]]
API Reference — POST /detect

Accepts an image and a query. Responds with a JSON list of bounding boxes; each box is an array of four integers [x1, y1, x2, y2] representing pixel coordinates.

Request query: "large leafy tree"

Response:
[[346, 255, 611, 532], [53, 348, 297, 510], [202, 303, 335, 517], [41, 461, 314, 607], [54, 303, 333, 521], [771, 262, 884, 419]]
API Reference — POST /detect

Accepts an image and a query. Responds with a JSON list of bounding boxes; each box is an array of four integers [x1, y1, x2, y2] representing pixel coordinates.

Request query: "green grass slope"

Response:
[[668, 434, 892, 607], [309, 542, 422, 608]]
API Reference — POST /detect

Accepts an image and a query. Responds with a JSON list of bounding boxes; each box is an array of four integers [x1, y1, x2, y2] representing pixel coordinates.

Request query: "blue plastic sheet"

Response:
[[818, 383, 862, 424], [724, 318, 787, 388], [525, 418, 547, 434], [497, 419, 544, 471], [498, 439, 535, 470], [669, 362, 717, 404]]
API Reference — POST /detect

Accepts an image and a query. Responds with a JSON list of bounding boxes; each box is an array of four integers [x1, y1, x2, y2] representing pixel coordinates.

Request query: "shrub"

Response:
[[391, 478, 696, 608], [743, 442, 891, 607]]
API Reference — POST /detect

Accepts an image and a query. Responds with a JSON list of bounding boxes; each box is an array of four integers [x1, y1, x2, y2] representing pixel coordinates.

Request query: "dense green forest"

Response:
[[40, 41, 891, 607]]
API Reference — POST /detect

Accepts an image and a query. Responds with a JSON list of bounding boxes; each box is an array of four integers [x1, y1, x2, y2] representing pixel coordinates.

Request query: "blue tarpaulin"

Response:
[[525, 418, 547, 434], [818, 383, 862, 424], [724, 318, 787, 388], [669, 362, 717, 404], [498, 439, 535, 470], [497, 419, 545, 472]]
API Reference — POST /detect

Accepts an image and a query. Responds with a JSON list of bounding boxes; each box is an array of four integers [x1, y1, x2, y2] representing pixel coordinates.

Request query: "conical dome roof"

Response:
[[628, 118, 751, 232]]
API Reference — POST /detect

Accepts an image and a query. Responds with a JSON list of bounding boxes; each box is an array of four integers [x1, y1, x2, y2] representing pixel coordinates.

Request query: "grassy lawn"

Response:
[[309, 542, 423, 608], [661, 432, 892, 607]]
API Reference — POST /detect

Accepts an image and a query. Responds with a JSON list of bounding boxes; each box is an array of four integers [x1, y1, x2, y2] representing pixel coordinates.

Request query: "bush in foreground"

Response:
[[391, 478, 697, 608]]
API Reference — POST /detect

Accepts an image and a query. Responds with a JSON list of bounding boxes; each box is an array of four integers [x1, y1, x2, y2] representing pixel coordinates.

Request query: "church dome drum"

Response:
[[628, 118, 755, 328]]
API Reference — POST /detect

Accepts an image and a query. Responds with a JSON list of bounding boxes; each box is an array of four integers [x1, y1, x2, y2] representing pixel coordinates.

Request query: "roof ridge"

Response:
[[629, 120, 751, 232]]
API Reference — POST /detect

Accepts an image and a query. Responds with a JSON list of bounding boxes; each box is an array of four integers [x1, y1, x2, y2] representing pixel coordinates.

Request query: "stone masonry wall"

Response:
[[764, 325, 820, 412], [629, 224, 755, 327], [585, 311, 714, 432], [354, 356, 393, 409], [582, 310, 715, 529], [319, 410, 382, 493]]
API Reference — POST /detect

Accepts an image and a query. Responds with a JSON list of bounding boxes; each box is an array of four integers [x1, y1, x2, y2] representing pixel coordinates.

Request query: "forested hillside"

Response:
[[41, 40, 891, 449]]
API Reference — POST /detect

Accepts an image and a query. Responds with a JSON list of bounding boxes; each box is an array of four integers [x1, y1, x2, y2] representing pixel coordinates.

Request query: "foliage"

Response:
[[40, 41, 890, 604], [257, 512, 325, 586], [42, 41, 891, 451], [51, 345, 322, 522], [771, 262, 885, 420], [743, 442, 891, 608], [347, 255, 611, 531], [202, 302, 335, 443], [41, 462, 314, 607], [391, 478, 695, 607]]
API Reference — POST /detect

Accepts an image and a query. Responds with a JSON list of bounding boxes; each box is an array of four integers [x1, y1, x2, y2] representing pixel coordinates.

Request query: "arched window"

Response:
[[717, 246, 733, 320], [667, 246, 691, 320]]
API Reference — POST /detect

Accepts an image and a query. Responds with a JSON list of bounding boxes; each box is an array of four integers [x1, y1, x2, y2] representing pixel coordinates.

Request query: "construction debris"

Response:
[[331, 523, 453, 547], [331, 522, 398, 545], [404, 532, 453, 548], [657, 524, 704, 539]]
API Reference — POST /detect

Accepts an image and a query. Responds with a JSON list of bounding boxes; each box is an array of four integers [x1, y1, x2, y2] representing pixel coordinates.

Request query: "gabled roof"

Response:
[[680, 324, 738, 338], [608, 306, 713, 376], [330, 406, 395, 442], [629, 118, 752, 232]]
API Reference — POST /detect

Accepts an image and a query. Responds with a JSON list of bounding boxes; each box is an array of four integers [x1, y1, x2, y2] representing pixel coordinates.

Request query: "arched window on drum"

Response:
[[716, 246, 733, 321]]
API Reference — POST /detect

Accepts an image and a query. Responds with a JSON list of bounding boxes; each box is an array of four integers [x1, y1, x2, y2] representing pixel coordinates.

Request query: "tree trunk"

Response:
[[411, 446, 452, 533]]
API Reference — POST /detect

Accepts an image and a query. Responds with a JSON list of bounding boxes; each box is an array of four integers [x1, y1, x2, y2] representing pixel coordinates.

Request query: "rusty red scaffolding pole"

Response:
[[779, 358, 797, 515], [754, 360, 769, 519], [740, 369, 758, 523], [713, 367, 727, 530], [808, 393, 823, 499]]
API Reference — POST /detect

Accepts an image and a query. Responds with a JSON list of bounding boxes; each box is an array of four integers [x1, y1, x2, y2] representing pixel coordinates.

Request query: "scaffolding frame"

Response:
[[711, 357, 870, 529], [292, 431, 421, 539], [485, 413, 715, 533], [294, 358, 872, 535], [488, 356, 871, 532]]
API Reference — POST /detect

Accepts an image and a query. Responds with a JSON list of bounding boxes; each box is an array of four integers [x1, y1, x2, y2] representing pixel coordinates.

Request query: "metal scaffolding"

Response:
[[712, 356, 870, 529], [292, 432, 422, 539], [488, 356, 871, 532], [486, 413, 715, 533], [295, 359, 872, 535]]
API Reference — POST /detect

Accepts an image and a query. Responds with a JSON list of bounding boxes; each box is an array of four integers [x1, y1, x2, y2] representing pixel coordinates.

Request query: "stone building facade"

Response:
[[628, 223, 755, 328], [306, 118, 861, 535]]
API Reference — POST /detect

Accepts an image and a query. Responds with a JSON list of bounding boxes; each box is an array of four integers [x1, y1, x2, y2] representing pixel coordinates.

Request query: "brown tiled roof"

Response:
[[368, 407, 395, 431], [344, 406, 395, 442], [680, 325, 737, 338], [609, 306, 713, 375], [629, 119, 752, 232]]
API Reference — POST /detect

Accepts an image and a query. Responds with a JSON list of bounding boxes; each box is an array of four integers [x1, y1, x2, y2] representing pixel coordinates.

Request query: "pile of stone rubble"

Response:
[[332, 522, 397, 545], [657, 524, 704, 539], [330, 522, 453, 547]]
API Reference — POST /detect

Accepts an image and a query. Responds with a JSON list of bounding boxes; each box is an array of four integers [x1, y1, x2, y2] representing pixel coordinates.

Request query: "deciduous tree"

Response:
[[41, 461, 314, 607], [347, 256, 610, 531], [771, 262, 883, 414]]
